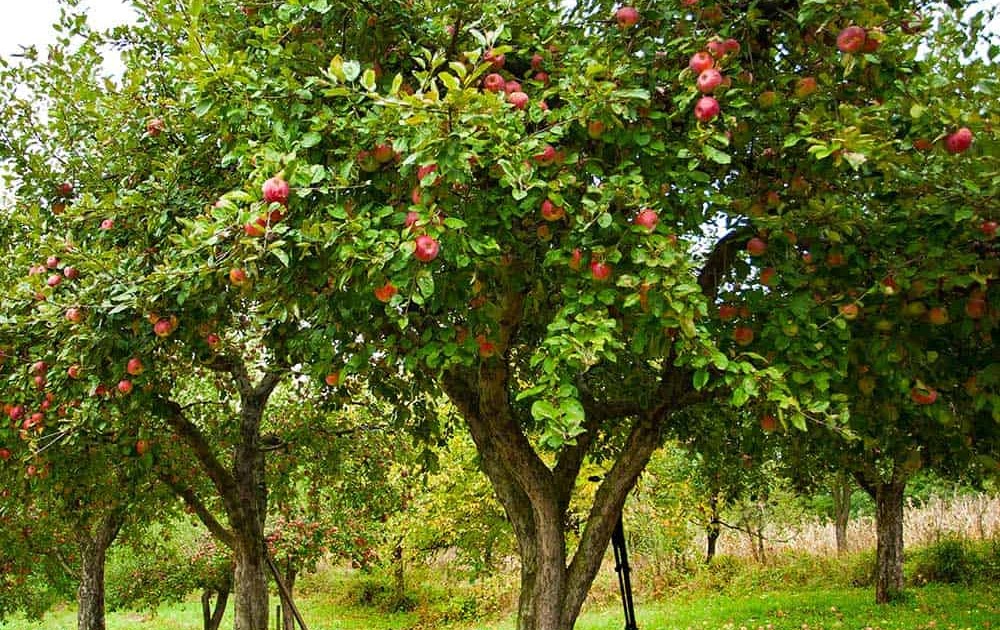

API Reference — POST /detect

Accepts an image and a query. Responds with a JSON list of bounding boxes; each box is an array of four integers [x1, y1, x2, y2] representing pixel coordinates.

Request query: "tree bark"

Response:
[[832, 473, 852, 554], [872, 481, 906, 603], [201, 585, 230, 630], [705, 494, 721, 563], [76, 511, 124, 630]]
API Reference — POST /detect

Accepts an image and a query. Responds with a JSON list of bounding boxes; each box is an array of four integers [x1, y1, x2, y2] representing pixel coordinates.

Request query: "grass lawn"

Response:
[[2, 583, 996, 630]]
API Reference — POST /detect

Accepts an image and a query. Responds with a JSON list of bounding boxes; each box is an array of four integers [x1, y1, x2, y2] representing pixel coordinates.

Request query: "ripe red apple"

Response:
[[706, 39, 727, 58], [910, 385, 937, 405], [531, 53, 544, 70], [416, 164, 439, 184], [57, 182, 74, 197], [485, 48, 505, 69], [135, 440, 150, 456], [507, 91, 529, 109], [718, 304, 739, 321], [689, 51, 714, 74], [587, 120, 605, 139], [965, 296, 986, 319], [483, 73, 505, 93], [45, 256, 60, 269], [374, 282, 397, 303], [694, 96, 720, 122], [8, 405, 24, 421], [794, 76, 818, 99], [927, 307, 949, 325], [100, 218, 115, 230], [324, 371, 340, 387], [944, 127, 973, 154], [65, 307, 83, 323], [760, 415, 777, 433], [746, 237, 767, 256], [534, 71, 550, 85], [153, 318, 174, 337], [723, 38, 740, 53], [615, 6, 639, 28], [540, 199, 565, 222], [244, 222, 265, 237], [733, 326, 754, 346], [373, 143, 394, 163], [760, 267, 777, 287], [229, 268, 248, 286], [980, 221, 998, 238], [47, 274, 62, 288], [206, 333, 221, 348], [414, 235, 440, 262], [67, 364, 82, 379], [590, 261, 612, 281], [836, 26, 867, 53], [634, 208, 659, 230], [534, 145, 558, 164], [126, 358, 144, 376], [117, 379, 133, 395], [697, 69, 723, 94], [826, 251, 845, 267], [63, 266, 79, 280], [839, 303, 860, 320], [0, 448, 10, 461], [504, 80, 522, 95], [262, 176, 290, 205], [31, 361, 47, 375], [476, 334, 497, 358], [146, 118, 165, 136]]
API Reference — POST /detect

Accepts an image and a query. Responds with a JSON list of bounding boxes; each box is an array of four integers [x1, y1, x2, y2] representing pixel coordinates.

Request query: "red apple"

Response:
[[746, 237, 767, 256], [733, 326, 754, 346], [126, 358, 144, 376], [531, 53, 544, 70], [374, 282, 397, 303], [45, 256, 60, 269], [416, 164, 439, 184], [57, 182, 74, 197], [146, 118, 165, 136], [324, 371, 340, 386], [706, 39, 727, 58], [694, 96, 720, 122], [153, 318, 174, 337], [836, 26, 867, 53], [965, 296, 987, 319], [504, 80, 522, 94], [980, 221, 998, 238], [927, 307, 949, 325], [689, 51, 714, 74], [944, 127, 973, 154], [135, 440, 150, 456], [262, 176, 290, 205], [206, 333, 221, 348], [414, 235, 440, 262], [483, 73, 505, 93], [534, 145, 558, 164], [760, 415, 777, 433], [117, 379, 133, 395], [8, 405, 24, 421], [634, 208, 659, 230], [63, 266, 79, 280], [244, 222, 265, 237], [615, 6, 639, 28], [507, 91, 529, 109], [760, 267, 776, 287], [540, 199, 565, 221], [373, 143, 394, 163], [67, 364, 82, 379], [229, 268, 248, 286], [100, 219, 115, 230], [590, 261, 612, 281], [697, 68, 723, 94], [910, 385, 937, 405], [476, 334, 497, 358], [534, 72, 550, 85], [718, 304, 739, 321], [485, 48, 505, 69], [65, 307, 83, 323], [587, 120, 605, 139], [839, 303, 860, 320], [794, 76, 818, 99], [31, 361, 47, 375], [723, 38, 740, 53], [47, 274, 62, 288], [0, 448, 10, 461]]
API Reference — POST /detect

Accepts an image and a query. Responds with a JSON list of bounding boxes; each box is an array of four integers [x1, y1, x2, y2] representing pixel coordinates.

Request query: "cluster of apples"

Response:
[[480, 47, 548, 111], [688, 38, 738, 123]]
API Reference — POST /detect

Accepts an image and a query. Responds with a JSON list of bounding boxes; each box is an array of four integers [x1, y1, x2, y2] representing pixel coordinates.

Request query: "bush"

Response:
[[908, 535, 1000, 585]]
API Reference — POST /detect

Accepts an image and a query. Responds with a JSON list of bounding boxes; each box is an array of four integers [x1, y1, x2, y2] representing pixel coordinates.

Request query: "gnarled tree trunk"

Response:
[[872, 481, 906, 603], [201, 578, 230, 630], [76, 510, 124, 630]]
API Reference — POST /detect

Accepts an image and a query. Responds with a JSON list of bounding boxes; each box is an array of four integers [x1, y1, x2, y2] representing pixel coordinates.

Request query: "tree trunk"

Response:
[[873, 481, 906, 603], [76, 511, 124, 630], [201, 585, 230, 630], [281, 566, 297, 630], [391, 542, 405, 609], [832, 473, 852, 554], [233, 538, 269, 630], [705, 493, 721, 563]]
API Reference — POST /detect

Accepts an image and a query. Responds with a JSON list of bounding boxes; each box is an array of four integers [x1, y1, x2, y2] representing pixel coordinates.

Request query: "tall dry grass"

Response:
[[715, 493, 1000, 558]]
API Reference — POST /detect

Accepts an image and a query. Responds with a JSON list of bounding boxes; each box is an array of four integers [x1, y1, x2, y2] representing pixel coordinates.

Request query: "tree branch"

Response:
[[158, 473, 236, 549], [698, 229, 750, 302]]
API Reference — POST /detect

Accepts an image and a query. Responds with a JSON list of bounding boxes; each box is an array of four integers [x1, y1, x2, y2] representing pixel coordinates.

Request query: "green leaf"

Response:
[[342, 60, 361, 82], [309, 0, 331, 12], [361, 69, 376, 91], [300, 132, 322, 148], [439, 72, 459, 92], [190, 0, 203, 18], [703, 145, 731, 165], [271, 248, 290, 267], [194, 99, 214, 118], [693, 369, 709, 390]]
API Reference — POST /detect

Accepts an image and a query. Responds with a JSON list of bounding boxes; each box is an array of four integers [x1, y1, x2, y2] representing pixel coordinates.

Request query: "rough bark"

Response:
[[76, 511, 124, 630], [705, 494, 721, 563], [872, 481, 906, 603]]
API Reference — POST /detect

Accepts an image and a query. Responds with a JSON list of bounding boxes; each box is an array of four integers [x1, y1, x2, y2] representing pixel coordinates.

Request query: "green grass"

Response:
[[3, 583, 996, 630]]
